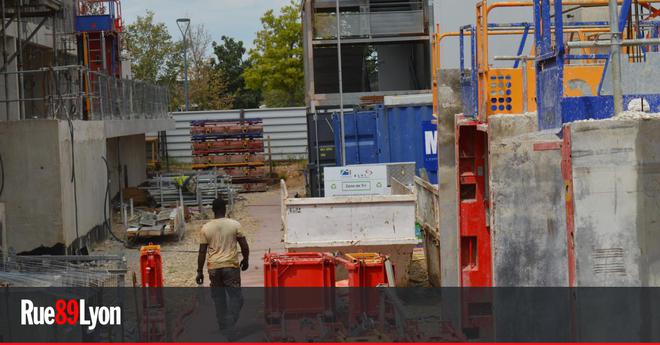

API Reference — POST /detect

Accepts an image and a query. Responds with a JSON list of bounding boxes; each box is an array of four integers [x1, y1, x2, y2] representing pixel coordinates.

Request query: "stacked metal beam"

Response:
[[140, 172, 236, 208], [190, 118, 269, 192]]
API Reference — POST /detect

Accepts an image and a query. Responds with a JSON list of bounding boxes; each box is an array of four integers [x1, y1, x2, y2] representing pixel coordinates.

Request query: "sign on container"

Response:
[[323, 165, 388, 197]]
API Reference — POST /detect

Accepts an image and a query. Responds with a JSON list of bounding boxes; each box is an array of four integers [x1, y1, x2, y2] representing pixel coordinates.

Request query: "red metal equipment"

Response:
[[264, 252, 336, 287], [336, 253, 392, 287], [263, 252, 340, 342], [76, 0, 123, 77], [140, 244, 164, 287], [139, 244, 166, 341], [456, 118, 491, 287], [455, 117, 494, 340]]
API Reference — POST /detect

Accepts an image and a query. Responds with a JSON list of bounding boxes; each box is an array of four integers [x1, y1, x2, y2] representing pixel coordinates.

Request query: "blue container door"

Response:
[[332, 110, 379, 165], [332, 105, 438, 184], [376, 105, 438, 184]]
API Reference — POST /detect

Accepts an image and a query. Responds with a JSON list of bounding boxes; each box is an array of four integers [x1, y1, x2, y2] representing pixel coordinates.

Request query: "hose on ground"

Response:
[[102, 156, 127, 246]]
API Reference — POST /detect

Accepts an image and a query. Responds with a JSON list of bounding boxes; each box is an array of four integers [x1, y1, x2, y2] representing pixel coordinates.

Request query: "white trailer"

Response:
[[280, 180, 417, 286]]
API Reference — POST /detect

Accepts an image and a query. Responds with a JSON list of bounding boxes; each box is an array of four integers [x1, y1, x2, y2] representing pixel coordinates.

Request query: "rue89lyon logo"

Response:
[[21, 299, 121, 330]]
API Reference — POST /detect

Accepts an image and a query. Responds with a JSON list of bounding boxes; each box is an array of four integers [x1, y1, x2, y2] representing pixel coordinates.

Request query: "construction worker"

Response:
[[196, 197, 250, 330]]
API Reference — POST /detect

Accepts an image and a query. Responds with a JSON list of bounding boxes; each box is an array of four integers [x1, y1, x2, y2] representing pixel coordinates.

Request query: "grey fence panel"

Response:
[[167, 108, 308, 163]]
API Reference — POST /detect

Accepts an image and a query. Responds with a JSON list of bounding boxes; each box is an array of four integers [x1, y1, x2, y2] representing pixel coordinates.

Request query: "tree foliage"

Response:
[[212, 36, 261, 109], [125, 13, 233, 111], [243, 1, 304, 107], [125, 11, 178, 84]]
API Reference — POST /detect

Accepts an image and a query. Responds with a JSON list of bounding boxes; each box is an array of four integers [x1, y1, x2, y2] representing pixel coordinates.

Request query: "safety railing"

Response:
[[314, 10, 426, 39], [0, 65, 169, 121]]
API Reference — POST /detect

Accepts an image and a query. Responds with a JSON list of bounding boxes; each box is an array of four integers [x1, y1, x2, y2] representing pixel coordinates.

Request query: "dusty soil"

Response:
[[408, 248, 431, 287], [272, 160, 306, 192]]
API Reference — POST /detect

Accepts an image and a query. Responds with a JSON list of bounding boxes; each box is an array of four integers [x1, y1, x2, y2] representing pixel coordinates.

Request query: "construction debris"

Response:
[[126, 206, 186, 241]]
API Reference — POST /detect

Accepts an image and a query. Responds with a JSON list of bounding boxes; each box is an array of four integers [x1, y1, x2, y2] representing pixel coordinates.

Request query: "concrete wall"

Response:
[[58, 121, 107, 251], [0, 120, 64, 252], [568, 117, 660, 286], [435, 70, 463, 287], [489, 113, 568, 286], [0, 119, 148, 253], [106, 134, 148, 198]]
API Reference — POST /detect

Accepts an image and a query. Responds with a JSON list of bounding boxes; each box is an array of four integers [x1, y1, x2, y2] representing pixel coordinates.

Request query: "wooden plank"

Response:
[[533, 141, 562, 151], [391, 177, 413, 195]]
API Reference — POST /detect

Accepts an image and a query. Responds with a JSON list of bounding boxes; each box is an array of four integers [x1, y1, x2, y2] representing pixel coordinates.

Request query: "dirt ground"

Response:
[[92, 192, 260, 287]]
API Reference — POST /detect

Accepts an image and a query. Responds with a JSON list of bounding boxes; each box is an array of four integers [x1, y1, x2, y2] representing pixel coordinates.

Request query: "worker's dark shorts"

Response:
[[208, 267, 241, 287], [208, 268, 243, 330]]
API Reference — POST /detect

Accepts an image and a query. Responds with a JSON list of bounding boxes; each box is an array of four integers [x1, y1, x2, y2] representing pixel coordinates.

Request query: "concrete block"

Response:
[[0, 120, 108, 253], [435, 69, 463, 287], [489, 129, 567, 286], [487, 113, 569, 286], [568, 116, 660, 286], [0, 120, 65, 253]]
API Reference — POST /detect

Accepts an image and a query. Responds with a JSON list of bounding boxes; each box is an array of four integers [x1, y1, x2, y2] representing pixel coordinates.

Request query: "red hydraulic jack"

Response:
[[139, 244, 167, 341], [456, 116, 493, 340]]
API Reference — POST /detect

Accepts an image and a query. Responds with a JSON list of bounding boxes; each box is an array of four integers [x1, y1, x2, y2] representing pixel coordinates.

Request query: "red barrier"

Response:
[[139, 244, 166, 342], [337, 253, 392, 287], [263, 252, 338, 341], [140, 244, 163, 288], [263, 252, 335, 287]]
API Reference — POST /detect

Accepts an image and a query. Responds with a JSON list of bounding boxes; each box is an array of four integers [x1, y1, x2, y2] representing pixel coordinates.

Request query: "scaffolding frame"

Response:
[[0, 0, 67, 120]]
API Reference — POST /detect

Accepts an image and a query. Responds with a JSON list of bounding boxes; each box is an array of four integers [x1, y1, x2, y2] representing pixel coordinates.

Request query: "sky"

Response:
[[122, 0, 292, 50], [122, 0, 534, 68]]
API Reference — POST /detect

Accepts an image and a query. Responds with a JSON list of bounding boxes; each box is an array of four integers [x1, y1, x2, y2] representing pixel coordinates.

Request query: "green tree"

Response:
[[189, 60, 234, 110], [126, 14, 232, 111], [212, 36, 261, 109], [125, 11, 178, 83], [243, 1, 304, 107]]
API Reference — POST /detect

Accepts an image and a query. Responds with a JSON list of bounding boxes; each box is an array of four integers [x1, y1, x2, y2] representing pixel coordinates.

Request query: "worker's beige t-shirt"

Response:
[[199, 218, 244, 270]]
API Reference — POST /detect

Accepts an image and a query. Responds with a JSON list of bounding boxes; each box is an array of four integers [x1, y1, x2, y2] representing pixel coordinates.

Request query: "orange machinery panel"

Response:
[[480, 65, 604, 119]]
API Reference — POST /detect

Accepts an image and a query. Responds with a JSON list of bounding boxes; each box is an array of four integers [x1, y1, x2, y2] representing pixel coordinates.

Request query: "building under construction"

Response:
[[302, 0, 436, 195], [0, 0, 173, 255]]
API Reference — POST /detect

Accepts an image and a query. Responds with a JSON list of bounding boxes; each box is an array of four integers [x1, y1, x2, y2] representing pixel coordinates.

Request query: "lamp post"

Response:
[[176, 18, 191, 112], [335, 0, 345, 166]]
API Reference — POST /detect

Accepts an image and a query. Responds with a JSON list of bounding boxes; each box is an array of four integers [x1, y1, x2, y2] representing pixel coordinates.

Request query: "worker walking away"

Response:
[[196, 197, 250, 330]]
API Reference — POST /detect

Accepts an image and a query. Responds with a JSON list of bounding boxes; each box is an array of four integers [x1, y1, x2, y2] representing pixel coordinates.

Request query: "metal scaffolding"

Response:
[[0, 65, 169, 120]]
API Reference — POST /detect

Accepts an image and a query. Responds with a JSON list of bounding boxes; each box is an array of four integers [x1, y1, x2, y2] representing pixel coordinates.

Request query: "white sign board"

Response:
[[324, 165, 388, 197]]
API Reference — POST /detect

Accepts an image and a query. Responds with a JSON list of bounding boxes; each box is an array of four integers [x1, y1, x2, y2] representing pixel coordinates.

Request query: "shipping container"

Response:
[[306, 110, 338, 197], [332, 104, 438, 184]]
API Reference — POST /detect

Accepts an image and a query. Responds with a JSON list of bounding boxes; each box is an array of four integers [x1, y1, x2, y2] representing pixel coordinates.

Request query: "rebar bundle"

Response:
[[0, 254, 127, 287]]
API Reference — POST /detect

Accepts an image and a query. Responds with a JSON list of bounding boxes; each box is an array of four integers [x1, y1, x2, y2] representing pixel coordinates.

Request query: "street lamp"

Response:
[[335, 0, 345, 166], [176, 18, 191, 112]]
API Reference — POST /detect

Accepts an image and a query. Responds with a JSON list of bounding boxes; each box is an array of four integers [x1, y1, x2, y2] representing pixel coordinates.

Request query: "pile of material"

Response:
[[190, 118, 269, 192], [126, 206, 186, 241], [140, 171, 235, 208]]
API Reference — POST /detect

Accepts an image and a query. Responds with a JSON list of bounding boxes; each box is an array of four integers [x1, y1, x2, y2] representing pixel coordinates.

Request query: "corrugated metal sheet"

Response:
[[166, 108, 308, 163]]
